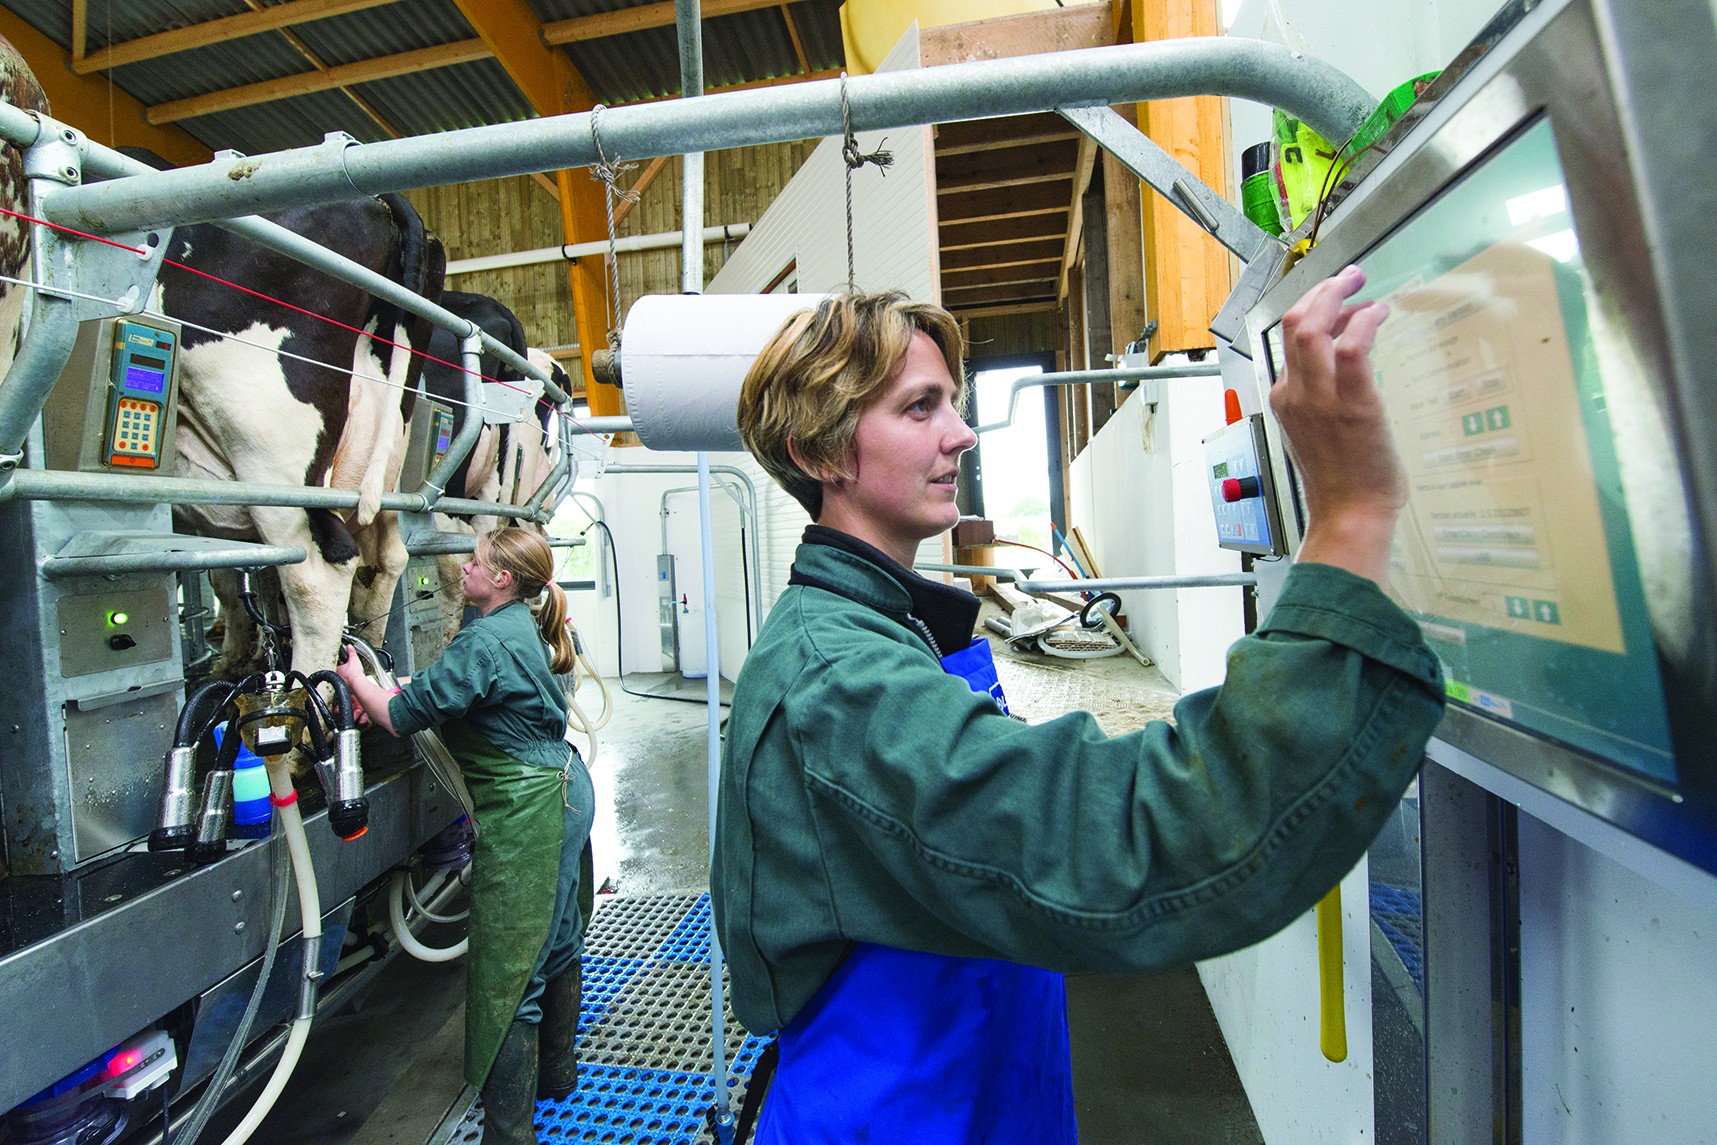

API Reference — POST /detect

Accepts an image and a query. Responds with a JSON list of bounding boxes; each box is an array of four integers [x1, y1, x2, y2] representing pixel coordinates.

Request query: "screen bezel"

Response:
[[1243, 0, 1717, 873]]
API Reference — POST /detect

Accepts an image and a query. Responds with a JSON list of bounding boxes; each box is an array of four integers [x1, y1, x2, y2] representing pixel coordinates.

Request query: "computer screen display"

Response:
[[1266, 117, 1676, 787]]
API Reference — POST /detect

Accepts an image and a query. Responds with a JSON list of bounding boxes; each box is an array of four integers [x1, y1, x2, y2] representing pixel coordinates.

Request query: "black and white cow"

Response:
[[417, 291, 565, 644], [153, 192, 445, 678]]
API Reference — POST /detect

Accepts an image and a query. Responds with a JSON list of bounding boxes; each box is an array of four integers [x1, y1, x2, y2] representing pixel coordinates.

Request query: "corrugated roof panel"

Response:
[[701, 9, 802, 89], [292, 0, 477, 66], [357, 59, 539, 137], [77, 0, 250, 50], [787, 0, 846, 69], [107, 34, 324, 105], [562, 29, 684, 104]]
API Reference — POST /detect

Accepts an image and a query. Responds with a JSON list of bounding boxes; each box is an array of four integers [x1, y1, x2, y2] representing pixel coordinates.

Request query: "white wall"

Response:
[[1200, 5, 1717, 1145], [689, 21, 938, 666]]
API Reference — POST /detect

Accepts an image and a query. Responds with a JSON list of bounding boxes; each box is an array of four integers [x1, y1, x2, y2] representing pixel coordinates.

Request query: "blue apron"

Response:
[[756, 638, 1077, 1144]]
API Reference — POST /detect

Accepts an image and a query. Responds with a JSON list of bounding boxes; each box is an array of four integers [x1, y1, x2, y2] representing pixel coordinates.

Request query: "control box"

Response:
[[43, 317, 181, 473], [400, 400, 458, 492], [1201, 414, 1286, 556]]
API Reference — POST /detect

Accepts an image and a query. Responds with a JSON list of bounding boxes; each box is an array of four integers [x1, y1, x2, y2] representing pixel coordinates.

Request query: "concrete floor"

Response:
[[221, 623, 1264, 1145]]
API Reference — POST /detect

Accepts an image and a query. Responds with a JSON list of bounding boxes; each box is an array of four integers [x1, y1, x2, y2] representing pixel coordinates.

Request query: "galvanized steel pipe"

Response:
[[12, 40, 1375, 236]]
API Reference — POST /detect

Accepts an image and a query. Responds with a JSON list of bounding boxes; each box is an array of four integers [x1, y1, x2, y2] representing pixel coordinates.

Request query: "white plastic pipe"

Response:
[[444, 224, 750, 276], [219, 761, 322, 1145]]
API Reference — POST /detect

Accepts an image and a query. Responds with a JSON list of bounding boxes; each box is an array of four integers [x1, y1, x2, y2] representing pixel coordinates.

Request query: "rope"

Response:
[[587, 105, 640, 351], [838, 72, 893, 287]]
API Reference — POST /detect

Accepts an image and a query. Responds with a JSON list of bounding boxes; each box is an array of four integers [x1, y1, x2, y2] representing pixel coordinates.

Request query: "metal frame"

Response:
[[1243, 0, 1717, 876]]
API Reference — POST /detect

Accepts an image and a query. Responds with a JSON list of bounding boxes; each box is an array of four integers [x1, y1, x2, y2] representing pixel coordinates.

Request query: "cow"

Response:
[[414, 291, 566, 649], [0, 34, 49, 381], [149, 188, 446, 681]]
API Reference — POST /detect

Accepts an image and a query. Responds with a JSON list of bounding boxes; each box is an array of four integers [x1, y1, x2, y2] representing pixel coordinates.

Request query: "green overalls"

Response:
[[390, 600, 593, 1087]]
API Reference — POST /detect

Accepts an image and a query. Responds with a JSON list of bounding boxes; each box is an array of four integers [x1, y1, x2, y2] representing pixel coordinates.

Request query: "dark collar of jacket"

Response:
[[789, 525, 980, 659]]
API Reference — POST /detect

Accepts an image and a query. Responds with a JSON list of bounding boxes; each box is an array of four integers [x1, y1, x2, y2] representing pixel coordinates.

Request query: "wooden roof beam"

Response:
[[146, 38, 490, 124], [543, 0, 788, 45], [73, 0, 400, 74]]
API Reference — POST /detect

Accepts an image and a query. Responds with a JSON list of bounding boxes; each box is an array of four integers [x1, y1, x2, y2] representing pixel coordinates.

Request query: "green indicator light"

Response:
[[418, 576, 432, 587], [108, 610, 130, 627]]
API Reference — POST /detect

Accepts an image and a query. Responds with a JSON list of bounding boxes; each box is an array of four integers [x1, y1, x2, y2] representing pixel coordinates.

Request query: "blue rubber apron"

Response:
[[755, 637, 1077, 1145]]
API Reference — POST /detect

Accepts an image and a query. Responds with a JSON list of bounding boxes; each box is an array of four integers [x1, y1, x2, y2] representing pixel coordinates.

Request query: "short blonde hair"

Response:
[[737, 291, 966, 518]]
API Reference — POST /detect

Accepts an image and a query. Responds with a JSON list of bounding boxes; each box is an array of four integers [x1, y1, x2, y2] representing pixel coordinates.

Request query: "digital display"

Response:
[[1272, 118, 1676, 786], [124, 363, 166, 394]]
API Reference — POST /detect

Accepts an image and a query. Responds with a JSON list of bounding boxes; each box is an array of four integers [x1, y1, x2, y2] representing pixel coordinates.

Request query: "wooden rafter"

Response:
[[780, 5, 810, 74], [940, 215, 1064, 251], [73, 0, 400, 74], [1059, 131, 1098, 302], [147, 38, 490, 124], [937, 181, 1071, 224], [542, 0, 788, 45], [621, 67, 843, 106], [612, 155, 672, 228]]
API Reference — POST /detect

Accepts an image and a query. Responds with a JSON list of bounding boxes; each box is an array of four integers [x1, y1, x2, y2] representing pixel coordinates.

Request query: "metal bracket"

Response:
[[26, 114, 175, 321], [1209, 240, 1292, 357], [1058, 105, 1279, 264]]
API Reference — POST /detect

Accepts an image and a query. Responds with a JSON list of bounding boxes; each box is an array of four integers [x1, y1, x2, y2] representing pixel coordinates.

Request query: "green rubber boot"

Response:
[[481, 1019, 540, 1145], [536, 963, 582, 1101]]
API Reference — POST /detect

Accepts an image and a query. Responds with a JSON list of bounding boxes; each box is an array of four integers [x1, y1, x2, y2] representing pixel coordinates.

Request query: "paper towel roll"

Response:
[[619, 293, 829, 452]]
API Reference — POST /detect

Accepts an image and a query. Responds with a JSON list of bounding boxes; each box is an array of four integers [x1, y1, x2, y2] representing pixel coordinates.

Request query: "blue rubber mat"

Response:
[[1370, 883, 1424, 993], [451, 893, 773, 1145]]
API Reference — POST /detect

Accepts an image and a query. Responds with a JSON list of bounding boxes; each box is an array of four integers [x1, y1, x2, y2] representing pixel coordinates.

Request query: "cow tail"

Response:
[[379, 192, 438, 422]]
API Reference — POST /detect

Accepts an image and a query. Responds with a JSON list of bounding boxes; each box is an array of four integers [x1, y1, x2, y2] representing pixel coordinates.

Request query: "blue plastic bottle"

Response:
[[213, 725, 272, 839]]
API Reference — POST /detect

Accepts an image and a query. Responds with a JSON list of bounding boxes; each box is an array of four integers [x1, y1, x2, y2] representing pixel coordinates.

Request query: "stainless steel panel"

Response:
[[55, 586, 175, 678], [63, 691, 176, 863]]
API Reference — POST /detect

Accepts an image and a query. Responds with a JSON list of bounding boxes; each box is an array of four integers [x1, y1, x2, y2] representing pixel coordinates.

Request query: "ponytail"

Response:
[[479, 525, 577, 673], [536, 580, 576, 674]]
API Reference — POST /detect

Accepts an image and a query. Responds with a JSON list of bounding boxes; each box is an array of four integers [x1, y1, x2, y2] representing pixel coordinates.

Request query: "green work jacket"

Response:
[[389, 599, 570, 770], [712, 532, 1446, 1034]]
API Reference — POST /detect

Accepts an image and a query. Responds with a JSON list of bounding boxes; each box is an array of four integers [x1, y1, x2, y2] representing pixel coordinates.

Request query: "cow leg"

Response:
[[348, 509, 409, 654]]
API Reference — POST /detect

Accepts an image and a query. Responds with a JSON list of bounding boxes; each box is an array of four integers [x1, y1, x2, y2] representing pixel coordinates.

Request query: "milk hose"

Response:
[[170, 831, 291, 1145], [388, 866, 469, 962], [215, 757, 323, 1145]]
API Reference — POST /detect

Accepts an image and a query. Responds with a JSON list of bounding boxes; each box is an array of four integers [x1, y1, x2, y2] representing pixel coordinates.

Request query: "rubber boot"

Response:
[[536, 962, 582, 1101], [481, 1019, 540, 1145]]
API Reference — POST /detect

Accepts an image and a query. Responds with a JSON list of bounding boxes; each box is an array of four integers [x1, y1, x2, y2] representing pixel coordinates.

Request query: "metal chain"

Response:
[[588, 105, 640, 349], [839, 72, 894, 287]]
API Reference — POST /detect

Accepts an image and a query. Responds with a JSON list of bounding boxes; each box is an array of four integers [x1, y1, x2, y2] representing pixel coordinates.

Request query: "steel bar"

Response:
[[916, 563, 1256, 592], [0, 467, 545, 520], [1058, 105, 1275, 262], [41, 544, 307, 579], [1018, 572, 1256, 593], [973, 363, 1221, 434], [6, 40, 1376, 236], [0, 125, 570, 409], [0, 293, 76, 467]]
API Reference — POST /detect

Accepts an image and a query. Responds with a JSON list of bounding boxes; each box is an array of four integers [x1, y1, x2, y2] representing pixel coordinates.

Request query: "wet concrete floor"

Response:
[[227, 631, 1263, 1145]]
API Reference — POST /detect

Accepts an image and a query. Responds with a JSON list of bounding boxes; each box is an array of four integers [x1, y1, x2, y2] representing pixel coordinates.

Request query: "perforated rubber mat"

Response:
[[449, 894, 772, 1144]]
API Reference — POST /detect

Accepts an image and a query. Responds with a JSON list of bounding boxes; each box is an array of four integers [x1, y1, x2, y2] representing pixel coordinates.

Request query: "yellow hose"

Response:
[[1316, 886, 1347, 1063]]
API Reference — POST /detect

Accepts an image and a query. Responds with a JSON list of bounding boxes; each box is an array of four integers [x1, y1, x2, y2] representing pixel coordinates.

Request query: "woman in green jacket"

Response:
[[337, 526, 594, 1145], [712, 270, 1445, 1143]]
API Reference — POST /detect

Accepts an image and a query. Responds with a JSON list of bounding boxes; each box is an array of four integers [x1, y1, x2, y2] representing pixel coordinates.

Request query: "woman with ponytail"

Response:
[[337, 525, 593, 1145]]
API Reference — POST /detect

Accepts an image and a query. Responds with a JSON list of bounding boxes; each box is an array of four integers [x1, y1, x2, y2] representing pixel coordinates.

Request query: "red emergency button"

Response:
[[1221, 476, 1262, 502]]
